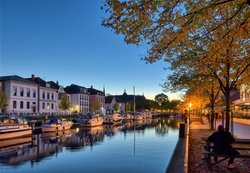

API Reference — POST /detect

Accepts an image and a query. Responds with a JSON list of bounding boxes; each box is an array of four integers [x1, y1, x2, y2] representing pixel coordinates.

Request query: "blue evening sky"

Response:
[[0, 0, 180, 100]]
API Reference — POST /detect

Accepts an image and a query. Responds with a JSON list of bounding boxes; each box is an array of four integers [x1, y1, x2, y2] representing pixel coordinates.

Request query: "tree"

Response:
[[113, 103, 119, 112], [155, 93, 169, 112], [102, 0, 249, 62], [59, 95, 71, 111], [168, 100, 182, 112], [0, 89, 7, 113], [92, 98, 101, 112], [102, 0, 250, 131]]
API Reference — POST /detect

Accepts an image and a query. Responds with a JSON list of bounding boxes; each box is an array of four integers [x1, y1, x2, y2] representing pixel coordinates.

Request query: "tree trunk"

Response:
[[210, 103, 215, 130], [225, 88, 231, 131]]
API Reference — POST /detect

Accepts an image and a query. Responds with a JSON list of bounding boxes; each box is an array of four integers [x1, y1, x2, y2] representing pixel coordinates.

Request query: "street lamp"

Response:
[[189, 103, 192, 115]]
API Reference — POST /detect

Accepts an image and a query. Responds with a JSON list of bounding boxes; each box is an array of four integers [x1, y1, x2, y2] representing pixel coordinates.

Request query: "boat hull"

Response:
[[42, 124, 72, 133], [0, 127, 32, 140]]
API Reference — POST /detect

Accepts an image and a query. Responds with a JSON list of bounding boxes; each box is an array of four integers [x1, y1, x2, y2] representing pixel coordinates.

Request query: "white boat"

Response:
[[103, 109, 123, 124], [122, 112, 134, 121], [41, 117, 73, 133], [0, 115, 32, 140], [134, 113, 143, 121], [141, 111, 152, 119], [82, 112, 103, 127]]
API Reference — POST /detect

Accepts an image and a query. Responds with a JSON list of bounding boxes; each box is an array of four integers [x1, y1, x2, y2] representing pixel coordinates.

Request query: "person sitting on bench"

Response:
[[208, 125, 239, 169]]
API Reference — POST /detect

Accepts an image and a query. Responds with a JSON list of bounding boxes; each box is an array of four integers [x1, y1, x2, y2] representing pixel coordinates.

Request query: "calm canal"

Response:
[[0, 117, 180, 173]]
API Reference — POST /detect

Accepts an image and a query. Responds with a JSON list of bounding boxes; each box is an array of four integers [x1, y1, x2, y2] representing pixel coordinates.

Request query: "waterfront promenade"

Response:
[[188, 116, 250, 173]]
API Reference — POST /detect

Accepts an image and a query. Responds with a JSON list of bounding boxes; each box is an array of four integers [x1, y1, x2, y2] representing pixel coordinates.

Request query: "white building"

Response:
[[0, 75, 38, 114], [233, 84, 250, 116], [65, 84, 89, 114], [26, 75, 58, 115]]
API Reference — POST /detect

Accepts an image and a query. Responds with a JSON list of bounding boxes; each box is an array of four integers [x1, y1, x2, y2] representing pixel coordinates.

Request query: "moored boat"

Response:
[[103, 109, 123, 124], [41, 117, 73, 133], [82, 112, 103, 127], [122, 112, 134, 121], [0, 115, 32, 140]]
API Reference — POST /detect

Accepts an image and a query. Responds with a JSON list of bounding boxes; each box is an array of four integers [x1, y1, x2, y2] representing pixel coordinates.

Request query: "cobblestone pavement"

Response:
[[188, 118, 250, 173]]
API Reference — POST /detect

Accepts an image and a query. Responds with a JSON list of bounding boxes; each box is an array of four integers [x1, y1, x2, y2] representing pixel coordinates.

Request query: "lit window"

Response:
[[47, 103, 50, 109]]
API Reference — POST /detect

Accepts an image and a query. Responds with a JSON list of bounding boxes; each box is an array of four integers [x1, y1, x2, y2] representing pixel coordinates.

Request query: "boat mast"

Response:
[[133, 86, 135, 115]]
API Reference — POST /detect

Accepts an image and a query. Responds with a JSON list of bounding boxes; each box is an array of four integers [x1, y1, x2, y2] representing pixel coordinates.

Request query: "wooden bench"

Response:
[[203, 139, 250, 168]]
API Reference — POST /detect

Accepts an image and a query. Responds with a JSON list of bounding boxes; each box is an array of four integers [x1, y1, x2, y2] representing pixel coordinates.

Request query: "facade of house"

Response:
[[0, 75, 38, 114], [26, 75, 58, 115], [64, 84, 89, 114], [87, 86, 105, 113], [233, 84, 250, 116]]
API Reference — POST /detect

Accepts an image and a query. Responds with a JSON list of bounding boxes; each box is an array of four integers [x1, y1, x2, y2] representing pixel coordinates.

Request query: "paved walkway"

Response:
[[188, 116, 250, 173]]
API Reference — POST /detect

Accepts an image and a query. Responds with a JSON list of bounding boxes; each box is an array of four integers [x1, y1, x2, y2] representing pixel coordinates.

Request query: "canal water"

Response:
[[0, 117, 180, 173]]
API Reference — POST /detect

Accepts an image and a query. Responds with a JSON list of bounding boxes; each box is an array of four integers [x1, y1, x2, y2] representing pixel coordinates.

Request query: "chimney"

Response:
[[91, 85, 93, 89], [56, 80, 59, 85], [31, 74, 35, 81]]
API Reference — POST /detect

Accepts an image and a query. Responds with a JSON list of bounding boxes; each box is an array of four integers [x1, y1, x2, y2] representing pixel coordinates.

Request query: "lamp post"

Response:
[[189, 103, 192, 115]]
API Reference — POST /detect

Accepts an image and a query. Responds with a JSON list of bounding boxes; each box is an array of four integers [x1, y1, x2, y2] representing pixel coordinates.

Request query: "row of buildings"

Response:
[[0, 75, 147, 115]]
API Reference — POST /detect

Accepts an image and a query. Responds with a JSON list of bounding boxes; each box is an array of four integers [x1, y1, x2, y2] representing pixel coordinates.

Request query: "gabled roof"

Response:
[[0, 75, 36, 85], [64, 84, 87, 94]]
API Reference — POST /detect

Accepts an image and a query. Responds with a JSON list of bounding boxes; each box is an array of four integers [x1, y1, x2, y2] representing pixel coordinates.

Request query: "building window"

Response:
[[42, 91, 45, 99], [27, 89, 30, 97], [12, 86, 17, 96], [13, 101, 17, 109], [51, 103, 54, 109], [20, 101, 23, 109], [47, 93, 50, 100], [20, 88, 24, 97], [33, 89, 36, 98], [27, 102, 30, 109], [47, 103, 50, 109], [51, 93, 54, 100], [42, 103, 45, 109]]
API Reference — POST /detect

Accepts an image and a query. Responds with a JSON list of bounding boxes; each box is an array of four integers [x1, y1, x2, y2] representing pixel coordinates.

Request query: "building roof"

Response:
[[105, 96, 114, 103], [87, 86, 105, 96], [26, 75, 58, 89], [0, 75, 36, 85], [64, 84, 88, 94], [47, 81, 60, 89], [105, 91, 146, 104], [26, 76, 46, 87]]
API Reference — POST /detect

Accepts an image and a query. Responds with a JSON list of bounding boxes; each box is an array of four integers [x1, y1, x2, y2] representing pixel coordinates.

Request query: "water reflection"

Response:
[[64, 126, 105, 150], [0, 117, 181, 169]]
